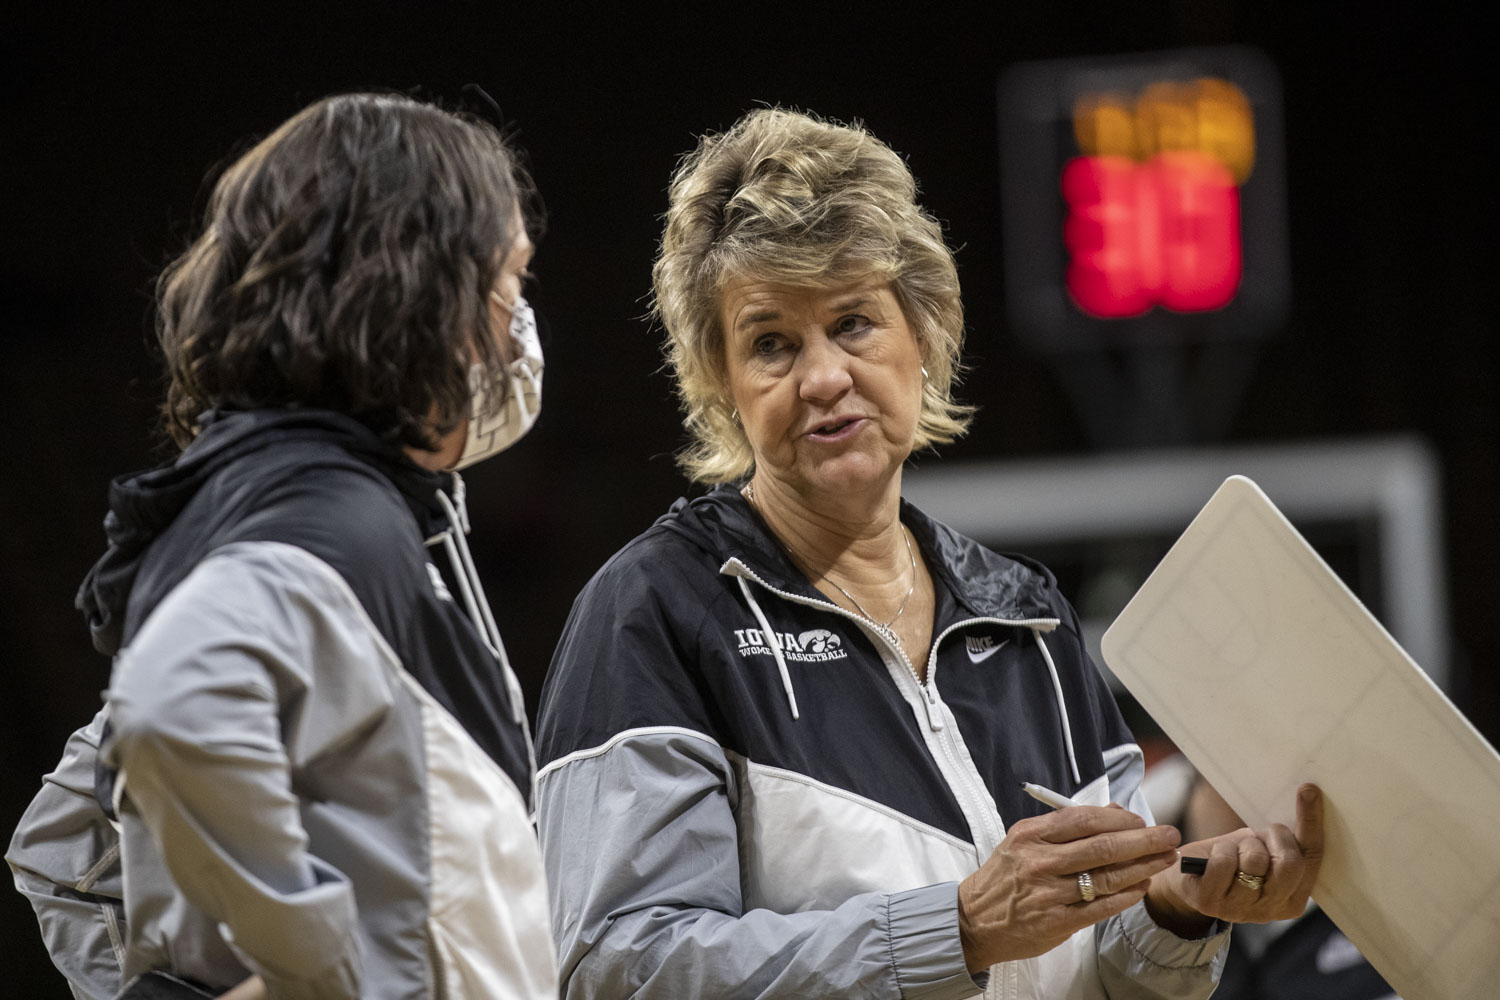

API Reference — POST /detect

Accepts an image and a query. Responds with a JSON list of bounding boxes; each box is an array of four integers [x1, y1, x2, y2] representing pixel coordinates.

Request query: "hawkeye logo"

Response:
[[734, 627, 849, 663]]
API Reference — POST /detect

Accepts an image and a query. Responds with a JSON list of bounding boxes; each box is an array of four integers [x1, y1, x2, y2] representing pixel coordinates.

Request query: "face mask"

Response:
[[453, 294, 544, 469]]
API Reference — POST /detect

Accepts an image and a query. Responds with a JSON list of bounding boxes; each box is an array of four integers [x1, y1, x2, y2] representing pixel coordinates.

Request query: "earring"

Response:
[[731, 408, 740, 423], [921, 366, 930, 380]]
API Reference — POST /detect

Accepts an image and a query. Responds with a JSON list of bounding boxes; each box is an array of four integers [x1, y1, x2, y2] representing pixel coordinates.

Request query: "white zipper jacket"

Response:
[[8, 409, 556, 1000], [535, 485, 1229, 999]]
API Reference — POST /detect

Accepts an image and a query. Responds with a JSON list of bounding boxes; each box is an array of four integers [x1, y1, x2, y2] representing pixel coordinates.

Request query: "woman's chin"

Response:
[[787, 454, 903, 505]]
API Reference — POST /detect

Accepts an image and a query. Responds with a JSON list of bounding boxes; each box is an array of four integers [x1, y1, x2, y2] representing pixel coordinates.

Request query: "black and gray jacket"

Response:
[[535, 485, 1228, 1000], [7, 409, 556, 999]]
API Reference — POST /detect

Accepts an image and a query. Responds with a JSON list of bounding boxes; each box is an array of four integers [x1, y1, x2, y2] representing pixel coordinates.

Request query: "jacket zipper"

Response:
[[923, 617, 1060, 854], [723, 559, 1062, 855]]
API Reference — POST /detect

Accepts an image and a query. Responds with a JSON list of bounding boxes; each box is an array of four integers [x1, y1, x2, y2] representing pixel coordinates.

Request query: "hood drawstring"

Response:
[[434, 475, 526, 726], [1031, 629, 1082, 785], [737, 576, 801, 720]]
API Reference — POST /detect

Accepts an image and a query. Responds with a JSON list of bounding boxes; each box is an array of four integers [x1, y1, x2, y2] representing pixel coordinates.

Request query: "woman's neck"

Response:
[[745, 474, 908, 595]]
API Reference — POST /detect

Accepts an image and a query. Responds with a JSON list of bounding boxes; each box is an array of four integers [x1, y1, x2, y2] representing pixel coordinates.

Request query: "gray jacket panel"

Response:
[[1095, 751, 1233, 1000], [540, 728, 1228, 1000], [7, 710, 125, 1000], [538, 728, 984, 1000], [103, 540, 411, 997], [99, 539, 555, 1000]]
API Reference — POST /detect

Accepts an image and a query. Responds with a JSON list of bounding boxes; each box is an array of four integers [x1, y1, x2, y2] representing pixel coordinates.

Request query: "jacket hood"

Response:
[[77, 408, 451, 656], [656, 483, 1060, 622]]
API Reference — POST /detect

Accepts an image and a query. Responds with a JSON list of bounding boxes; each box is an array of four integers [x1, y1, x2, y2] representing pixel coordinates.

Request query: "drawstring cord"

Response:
[[723, 554, 1077, 771], [434, 477, 526, 726], [1031, 629, 1082, 785], [737, 576, 800, 720]]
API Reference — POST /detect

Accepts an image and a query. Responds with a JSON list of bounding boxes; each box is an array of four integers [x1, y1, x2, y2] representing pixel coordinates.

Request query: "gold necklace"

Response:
[[744, 481, 917, 631]]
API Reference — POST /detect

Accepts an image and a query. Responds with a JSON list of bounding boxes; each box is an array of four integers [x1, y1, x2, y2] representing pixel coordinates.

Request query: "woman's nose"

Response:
[[796, 336, 853, 401]]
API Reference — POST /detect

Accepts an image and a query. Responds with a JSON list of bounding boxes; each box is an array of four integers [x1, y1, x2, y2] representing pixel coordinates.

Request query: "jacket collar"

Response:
[[77, 408, 453, 656], [662, 483, 1058, 623]]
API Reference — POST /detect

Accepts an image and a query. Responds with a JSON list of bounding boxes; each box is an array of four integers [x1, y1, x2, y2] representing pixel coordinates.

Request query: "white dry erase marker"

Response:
[[1021, 781, 1081, 810]]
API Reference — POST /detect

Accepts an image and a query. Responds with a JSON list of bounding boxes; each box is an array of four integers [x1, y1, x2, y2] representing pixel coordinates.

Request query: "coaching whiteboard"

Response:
[[1101, 475, 1500, 1000]]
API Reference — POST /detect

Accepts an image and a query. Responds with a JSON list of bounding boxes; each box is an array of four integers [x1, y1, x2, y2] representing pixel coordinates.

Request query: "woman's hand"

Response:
[[957, 803, 1181, 972], [1146, 783, 1324, 936]]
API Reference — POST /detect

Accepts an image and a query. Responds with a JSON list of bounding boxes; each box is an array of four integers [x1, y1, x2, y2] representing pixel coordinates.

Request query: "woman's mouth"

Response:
[[806, 417, 865, 442]]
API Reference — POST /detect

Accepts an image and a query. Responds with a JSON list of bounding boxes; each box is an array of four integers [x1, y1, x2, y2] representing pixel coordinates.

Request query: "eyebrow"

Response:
[[735, 308, 782, 332], [827, 295, 873, 315], [734, 294, 878, 333]]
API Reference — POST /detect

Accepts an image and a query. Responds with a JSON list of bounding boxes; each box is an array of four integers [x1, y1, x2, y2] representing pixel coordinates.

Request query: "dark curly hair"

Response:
[[156, 92, 539, 452]]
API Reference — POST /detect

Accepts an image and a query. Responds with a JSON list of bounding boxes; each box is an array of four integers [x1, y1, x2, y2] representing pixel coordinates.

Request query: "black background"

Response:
[[3, 3, 1492, 992]]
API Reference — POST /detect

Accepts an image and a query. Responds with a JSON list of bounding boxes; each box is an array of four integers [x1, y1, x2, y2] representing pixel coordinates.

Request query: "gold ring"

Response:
[[1077, 871, 1097, 902], [1235, 871, 1266, 892]]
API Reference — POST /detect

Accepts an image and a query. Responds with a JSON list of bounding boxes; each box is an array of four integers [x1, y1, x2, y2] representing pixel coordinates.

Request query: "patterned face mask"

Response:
[[454, 294, 544, 469]]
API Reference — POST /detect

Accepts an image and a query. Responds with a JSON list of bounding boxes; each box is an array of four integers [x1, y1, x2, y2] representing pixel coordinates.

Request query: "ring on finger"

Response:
[[1235, 870, 1266, 892], [1077, 871, 1097, 902]]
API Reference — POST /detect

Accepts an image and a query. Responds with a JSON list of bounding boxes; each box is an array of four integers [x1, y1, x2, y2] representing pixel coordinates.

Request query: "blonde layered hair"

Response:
[[652, 108, 974, 484]]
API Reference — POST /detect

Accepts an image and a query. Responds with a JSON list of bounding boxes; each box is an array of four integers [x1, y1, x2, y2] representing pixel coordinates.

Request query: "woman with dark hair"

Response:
[[8, 93, 556, 999]]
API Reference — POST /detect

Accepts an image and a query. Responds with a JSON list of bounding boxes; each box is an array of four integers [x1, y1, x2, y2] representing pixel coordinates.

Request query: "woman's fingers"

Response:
[[1051, 823, 1182, 874], [1259, 790, 1324, 914], [1233, 833, 1272, 886], [1010, 806, 1181, 909], [1295, 784, 1324, 856], [959, 804, 1183, 969], [1029, 805, 1182, 875], [1201, 830, 1248, 901], [1032, 803, 1147, 842], [1071, 848, 1179, 900], [1260, 822, 1305, 906], [1291, 783, 1325, 896], [1175, 785, 1327, 923], [1073, 877, 1152, 918]]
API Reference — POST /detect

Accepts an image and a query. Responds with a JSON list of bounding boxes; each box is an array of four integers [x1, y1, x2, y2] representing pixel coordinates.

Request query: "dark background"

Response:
[[3, 2, 1491, 992]]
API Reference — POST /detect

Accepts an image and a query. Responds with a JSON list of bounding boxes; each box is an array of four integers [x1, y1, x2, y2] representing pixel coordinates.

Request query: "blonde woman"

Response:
[[535, 109, 1323, 1000]]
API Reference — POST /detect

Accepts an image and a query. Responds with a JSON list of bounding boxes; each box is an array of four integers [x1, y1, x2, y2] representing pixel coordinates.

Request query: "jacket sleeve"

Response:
[[7, 709, 126, 1000], [1075, 605, 1230, 999], [101, 541, 397, 999], [1091, 744, 1231, 998], [537, 729, 983, 1000]]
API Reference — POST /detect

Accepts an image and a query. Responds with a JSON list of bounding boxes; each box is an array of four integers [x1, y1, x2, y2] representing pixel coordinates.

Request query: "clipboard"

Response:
[[1101, 475, 1500, 1000]]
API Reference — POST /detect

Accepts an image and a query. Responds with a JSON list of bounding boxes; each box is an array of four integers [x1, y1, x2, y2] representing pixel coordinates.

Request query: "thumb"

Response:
[[1294, 783, 1325, 859]]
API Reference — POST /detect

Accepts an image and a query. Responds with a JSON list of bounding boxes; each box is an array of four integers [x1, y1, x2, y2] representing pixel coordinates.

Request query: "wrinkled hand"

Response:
[[957, 804, 1180, 972], [1148, 783, 1324, 935]]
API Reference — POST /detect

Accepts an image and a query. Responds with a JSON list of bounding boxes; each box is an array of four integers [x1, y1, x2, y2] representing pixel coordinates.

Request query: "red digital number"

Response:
[[1062, 151, 1242, 318]]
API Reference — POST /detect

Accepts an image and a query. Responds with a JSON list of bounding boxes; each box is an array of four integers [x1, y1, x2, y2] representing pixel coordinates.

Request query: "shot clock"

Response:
[[999, 47, 1288, 350]]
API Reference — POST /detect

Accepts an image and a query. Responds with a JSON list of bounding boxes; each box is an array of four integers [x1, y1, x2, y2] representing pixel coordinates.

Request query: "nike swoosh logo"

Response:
[[967, 639, 1010, 664]]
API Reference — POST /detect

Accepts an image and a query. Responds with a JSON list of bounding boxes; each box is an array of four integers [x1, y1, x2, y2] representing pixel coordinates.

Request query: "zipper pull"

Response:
[[922, 684, 945, 731], [449, 472, 471, 534]]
